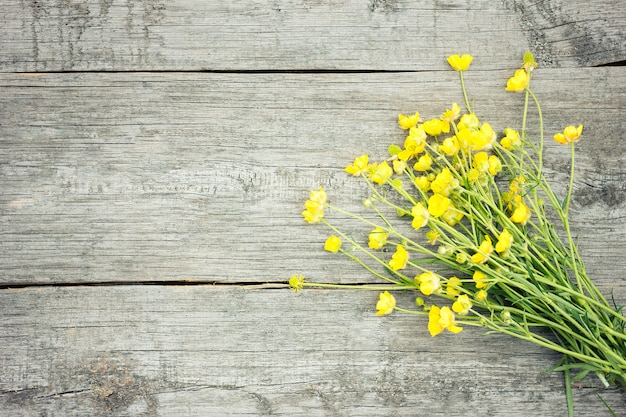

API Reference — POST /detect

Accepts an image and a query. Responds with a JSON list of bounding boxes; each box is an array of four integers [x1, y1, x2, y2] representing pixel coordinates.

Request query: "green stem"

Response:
[[459, 71, 472, 113]]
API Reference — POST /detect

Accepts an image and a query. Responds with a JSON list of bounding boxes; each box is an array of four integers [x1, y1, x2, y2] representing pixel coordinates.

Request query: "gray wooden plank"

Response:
[[1, 286, 624, 416], [0, 0, 624, 72], [1, 68, 625, 286]]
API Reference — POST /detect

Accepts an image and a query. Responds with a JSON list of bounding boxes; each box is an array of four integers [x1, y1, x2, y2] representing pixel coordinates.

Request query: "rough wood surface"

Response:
[[2, 1, 626, 416], [1, 69, 625, 288], [0, 0, 624, 72], [1, 286, 625, 416]]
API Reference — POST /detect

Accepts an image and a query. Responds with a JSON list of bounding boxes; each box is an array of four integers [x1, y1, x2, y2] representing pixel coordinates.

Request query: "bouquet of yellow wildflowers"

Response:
[[292, 53, 626, 414]]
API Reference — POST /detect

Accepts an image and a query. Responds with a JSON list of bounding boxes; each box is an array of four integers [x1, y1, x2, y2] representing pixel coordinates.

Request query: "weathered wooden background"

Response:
[[1, 1, 625, 416]]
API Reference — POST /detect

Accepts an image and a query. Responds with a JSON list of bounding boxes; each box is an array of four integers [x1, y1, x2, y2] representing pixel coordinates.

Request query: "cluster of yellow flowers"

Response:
[[294, 52, 626, 405]]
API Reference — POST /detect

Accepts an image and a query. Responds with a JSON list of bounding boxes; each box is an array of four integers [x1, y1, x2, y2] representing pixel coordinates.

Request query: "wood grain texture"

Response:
[[1, 69, 625, 289], [1, 286, 625, 416], [0, 0, 624, 72]]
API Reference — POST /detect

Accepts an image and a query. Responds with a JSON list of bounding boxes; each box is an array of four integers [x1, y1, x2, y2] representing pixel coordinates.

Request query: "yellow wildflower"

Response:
[[505, 69, 529, 92], [458, 113, 480, 131], [554, 125, 583, 144], [473, 152, 490, 172], [423, 118, 450, 136], [414, 175, 431, 192], [398, 112, 420, 130], [455, 252, 467, 264], [302, 186, 327, 223], [475, 290, 488, 301], [510, 201, 531, 224], [439, 136, 460, 156], [467, 168, 481, 184], [368, 227, 389, 250], [411, 203, 430, 230], [389, 245, 409, 271], [427, 193, 451, 218], [392, 159, 408, 174], [289, 274, 305, 293], [398, 127, 427, 160], [369, 161, 393, 185], [413, 153, 433, 171], [430, 168, 458, 196], [426, 229, 440, 244], [442, 103, 461, 123], [495, 229, 513, 254], [452, 294, 472, 315], [471, 236, 493, 264], [473, 270, 488, 289], [488, 155, 502, 176], [501, 128, 521, 150], [442, 205, 464, 226], [446, 276, 462, 297], [376, 291, 396, 316], [446, 54, 473, 72], [428, 306, 463, 336], [324, 235, 342, 253], [345, 154, 369, 176], [416, 271, 441, 296]]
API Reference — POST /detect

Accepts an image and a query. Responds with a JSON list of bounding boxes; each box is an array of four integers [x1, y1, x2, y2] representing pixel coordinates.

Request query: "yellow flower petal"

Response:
[[376, 291, 396, 316], [447, 54, 473, 71], [324, 235, 342, 253]]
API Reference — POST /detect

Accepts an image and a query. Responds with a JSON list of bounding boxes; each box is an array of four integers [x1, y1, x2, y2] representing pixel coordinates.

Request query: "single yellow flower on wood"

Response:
[[427, 193, 451, 218], [411, 203, 430, 230], [376, 291, 396, 316], [324, 235, 342, 253], [389, 245, 409, 271], [447, 54, 474, 71], [505, 69, 529, 92], [428, 306, 463, 336], [554, 125, 583, 144], [368, 227, 389, 250]]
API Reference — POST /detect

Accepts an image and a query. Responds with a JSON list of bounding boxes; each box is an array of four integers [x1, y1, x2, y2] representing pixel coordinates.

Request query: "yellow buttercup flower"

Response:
[[471, 236, 493, 264], [467, 168, 481, 184], [510, 200, 531, 225], [458, 113, 480, 131], [345, 154, 369, 176], [495, 229, 513, 254], [488, 155, 502, 176], [392, 159, 408, 174], [501, 128, 521, 150], [439, 136, 460, 156], [376, 291, 396, 316], [427, 193, 451, 218], [452, 294, 472, 315], [369, 161, 393, 185], [428, 306, 463, 336], [505, 69, 529, 92], [289, 274, 305, 293], [368, 227, 389, 250], [423, 118, 450, 136], [414, 175, 431, 192], [442, 205, 464, 226], [442, 103, 461, 123], [430, 168, 458, 196], [473, 152, 490, 172], [447, 54, 473, 72], [426, 229, 440, 244], [554, 125, 583, 144], [398, 127, 427, 161], [413, 153, 433, 171], [416, 271, 441, 296], [411, 203, 430, 230], [302, 186, 327, 223], [324, 235, 342, 253], [475, 289, 488, 301], [389, 245, 409, 271], [446, 276, 462, 297], [473, 270, 488, 289], [398, 112, 420, 130]]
